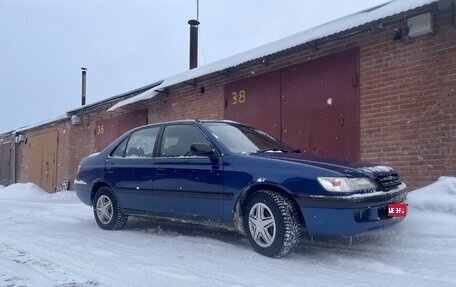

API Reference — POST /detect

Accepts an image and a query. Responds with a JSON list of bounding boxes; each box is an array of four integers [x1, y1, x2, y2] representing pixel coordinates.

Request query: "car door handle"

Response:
[[156, 169, 166, 176]]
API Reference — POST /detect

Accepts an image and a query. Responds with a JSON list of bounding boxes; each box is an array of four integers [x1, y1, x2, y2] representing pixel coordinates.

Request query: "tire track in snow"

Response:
[[0, 242, 100, 287]]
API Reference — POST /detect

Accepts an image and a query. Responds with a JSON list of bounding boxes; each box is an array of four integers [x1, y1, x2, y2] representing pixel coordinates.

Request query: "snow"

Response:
[[1, 177, 456, 286], [110, 0, 437, 111], [108, 90, 159, 112], [408, 176, 456, 214], [358, 165, 395, 174], [14, 113, 68, 133], [73, 179, 88, 185]]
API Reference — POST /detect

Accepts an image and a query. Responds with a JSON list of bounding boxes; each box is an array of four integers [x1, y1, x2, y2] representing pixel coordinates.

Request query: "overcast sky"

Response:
[[0, 0, 390, 133]]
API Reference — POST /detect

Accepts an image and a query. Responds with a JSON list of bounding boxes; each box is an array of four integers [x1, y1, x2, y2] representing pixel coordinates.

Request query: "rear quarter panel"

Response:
[[74, 153, 110, 206]]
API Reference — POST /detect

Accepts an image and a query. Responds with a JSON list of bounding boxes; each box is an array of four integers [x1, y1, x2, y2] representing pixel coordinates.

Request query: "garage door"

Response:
[[30, 131, 58, 193], [224, 49, 359, 160], [95, 110, 148, 152], [224, 71, 281, 138], [0, 141, 12, 186]]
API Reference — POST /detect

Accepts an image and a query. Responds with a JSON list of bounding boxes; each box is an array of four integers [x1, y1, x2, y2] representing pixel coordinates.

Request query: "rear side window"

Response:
[[159, 125, 211, 157], [114, 127, 160, 158]]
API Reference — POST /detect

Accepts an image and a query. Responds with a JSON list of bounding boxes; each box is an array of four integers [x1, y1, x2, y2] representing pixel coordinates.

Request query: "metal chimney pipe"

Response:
[[81, 67, 87, 106], [188, 19, 200, 69]]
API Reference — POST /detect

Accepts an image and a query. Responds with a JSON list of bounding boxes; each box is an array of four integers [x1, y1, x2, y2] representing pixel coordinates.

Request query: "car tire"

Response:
[[243, 190, 301, 258], [93, 186, 128, 230]]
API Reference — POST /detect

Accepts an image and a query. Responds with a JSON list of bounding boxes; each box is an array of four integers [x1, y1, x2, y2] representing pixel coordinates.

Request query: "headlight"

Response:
[[317, 177, 377, 192]]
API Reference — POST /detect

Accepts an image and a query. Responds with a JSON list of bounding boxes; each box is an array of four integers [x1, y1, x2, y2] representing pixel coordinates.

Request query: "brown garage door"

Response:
[[95, 110, 148, 152], [30, 131, 58, 193], [223, 49, 359, 160]]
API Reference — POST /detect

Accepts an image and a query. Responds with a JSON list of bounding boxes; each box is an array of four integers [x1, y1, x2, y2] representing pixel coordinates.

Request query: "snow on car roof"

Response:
[[109, 0, 437, 111]]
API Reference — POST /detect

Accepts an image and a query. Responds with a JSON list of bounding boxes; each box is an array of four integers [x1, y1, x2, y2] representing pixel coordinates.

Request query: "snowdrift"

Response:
[[0, 183, 78, 204], [0, 182, 47, 200], [408, 176, 456, 214]]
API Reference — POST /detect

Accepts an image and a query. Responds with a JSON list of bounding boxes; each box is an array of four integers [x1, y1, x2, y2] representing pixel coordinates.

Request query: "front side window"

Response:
[[123, 127, 160, 158], [159, 125, 211, 157]]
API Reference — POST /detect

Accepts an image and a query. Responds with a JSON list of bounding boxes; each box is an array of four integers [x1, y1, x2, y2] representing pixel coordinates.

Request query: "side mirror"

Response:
[[190, 143, 216, 157]]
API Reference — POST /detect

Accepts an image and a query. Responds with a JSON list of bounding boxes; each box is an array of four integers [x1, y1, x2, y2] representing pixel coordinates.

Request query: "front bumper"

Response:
[[294, 185, 407, 236]]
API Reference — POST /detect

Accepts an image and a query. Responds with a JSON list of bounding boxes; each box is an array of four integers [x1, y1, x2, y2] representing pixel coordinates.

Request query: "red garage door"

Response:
[[223, 49, 359, 160], [224, 70, 281, 139], [95, 110, 148, 151]]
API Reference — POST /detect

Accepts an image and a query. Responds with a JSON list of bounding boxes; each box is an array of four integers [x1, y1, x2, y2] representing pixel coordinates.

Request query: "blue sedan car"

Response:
[[75, 120, 407, 257]]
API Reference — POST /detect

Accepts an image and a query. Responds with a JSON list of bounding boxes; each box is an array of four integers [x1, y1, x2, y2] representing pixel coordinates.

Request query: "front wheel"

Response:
[[243, 190, 301, 258], [93, 187, 128, 230]]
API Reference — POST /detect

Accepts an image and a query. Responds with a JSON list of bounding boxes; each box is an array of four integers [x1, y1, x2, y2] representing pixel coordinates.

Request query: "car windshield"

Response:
[[203, 122, 296, 154]]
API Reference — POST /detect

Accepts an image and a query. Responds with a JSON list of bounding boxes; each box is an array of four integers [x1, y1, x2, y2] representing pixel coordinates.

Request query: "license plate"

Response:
[[388, 203, 407, 217]]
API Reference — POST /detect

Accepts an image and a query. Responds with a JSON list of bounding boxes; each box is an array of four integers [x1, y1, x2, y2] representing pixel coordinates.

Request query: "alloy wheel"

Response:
[[96, 195, 113, 224], [248, 202, 276, 248]]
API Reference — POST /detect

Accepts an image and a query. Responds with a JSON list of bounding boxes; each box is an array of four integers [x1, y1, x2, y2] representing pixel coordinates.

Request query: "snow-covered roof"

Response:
[[110, 0, 437, 111], [70, 80, 162, 114], [15, 113, 69, 133], [108, 90, 159, 111]]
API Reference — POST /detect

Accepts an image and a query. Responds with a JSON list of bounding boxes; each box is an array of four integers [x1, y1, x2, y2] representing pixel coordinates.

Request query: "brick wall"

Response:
[[359, 14, 456, 188], [142, 10, 455, 189], [68, 112, 103, 186], [147, 85, 225, 123], [11, 9, 455, 191]]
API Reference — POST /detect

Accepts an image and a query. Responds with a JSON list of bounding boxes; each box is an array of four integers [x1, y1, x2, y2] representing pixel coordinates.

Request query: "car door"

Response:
[[105, 126, 160, 213], [152, 124, 224, 221]]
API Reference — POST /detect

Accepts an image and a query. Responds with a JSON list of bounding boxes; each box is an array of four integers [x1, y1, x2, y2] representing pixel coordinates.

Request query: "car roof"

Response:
[[124, 119, 242, 134], [145, 119, 241, 126]]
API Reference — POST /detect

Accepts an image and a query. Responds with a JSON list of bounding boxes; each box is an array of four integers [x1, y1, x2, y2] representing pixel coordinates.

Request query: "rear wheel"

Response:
[[93, 187, 128, 230], [243, 190, 301, 258]]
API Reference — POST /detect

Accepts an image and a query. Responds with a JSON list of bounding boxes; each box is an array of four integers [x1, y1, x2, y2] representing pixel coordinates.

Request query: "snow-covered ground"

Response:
[[1, 178, 456, 287]]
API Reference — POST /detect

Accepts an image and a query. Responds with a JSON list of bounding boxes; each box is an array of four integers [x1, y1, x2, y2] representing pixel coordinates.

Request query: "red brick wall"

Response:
[[359, 14, 456, 189], [12, 10, 455, 191], [68, 113, 103, 186], [147, 85, 224, 123], [143, 11, 456, 189]]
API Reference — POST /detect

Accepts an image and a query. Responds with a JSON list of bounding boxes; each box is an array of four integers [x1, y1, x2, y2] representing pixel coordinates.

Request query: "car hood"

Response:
[[250, 152, 396, 178]]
